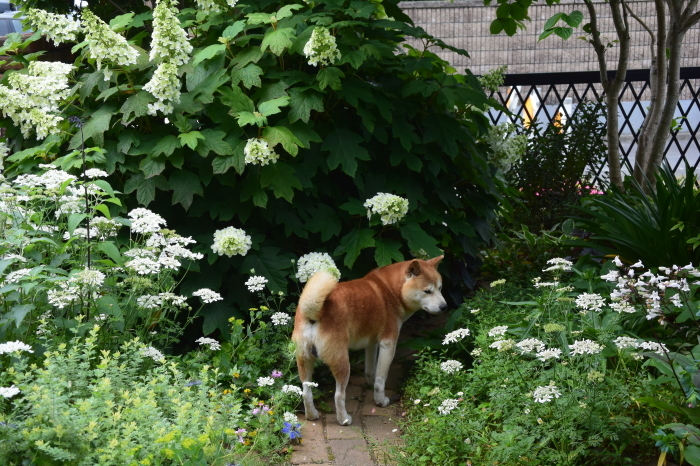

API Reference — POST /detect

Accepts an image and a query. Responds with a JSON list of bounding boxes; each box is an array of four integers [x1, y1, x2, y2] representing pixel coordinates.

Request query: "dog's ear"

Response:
[[428, 255, 444, 267], [406, 260, 422, 278]]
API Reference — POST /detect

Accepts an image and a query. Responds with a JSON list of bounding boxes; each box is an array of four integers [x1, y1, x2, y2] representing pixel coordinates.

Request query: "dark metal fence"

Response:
[[487, 67, 700, 185]]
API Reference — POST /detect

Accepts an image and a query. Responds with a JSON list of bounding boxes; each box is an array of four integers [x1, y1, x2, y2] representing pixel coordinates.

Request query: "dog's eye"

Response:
[[424, 289, 432, 294]]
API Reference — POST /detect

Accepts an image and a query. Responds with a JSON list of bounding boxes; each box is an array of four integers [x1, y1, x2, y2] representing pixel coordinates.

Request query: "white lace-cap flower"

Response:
[[440, 360, 463, 373], [128, 208, 167, 234], [245, 275, 268, 292], [140, 346, 165, 362], [0, 341, 34, 354], [296, 252, 340, 283], [614, 336, 640, 349], [192, 288, 223, 304], [195, 337, 221, 351], [442, 328, 470, 345], [535, 347, 562, 361], [257, 376, 275, 387], [516, 338, 545, 353], [489, 339, 515, 352], [244, 138, 279, 166], [569, 339, 604, 356], [212, 226, 251, 257], [438, 398, 459, 415], [282, 385, 303, 396], [0, 385, 20, 398], [532, 384, 561, 403], [271, 312, 292, 326], [575, 293, 606, 312], [488, 325, 508, 338]]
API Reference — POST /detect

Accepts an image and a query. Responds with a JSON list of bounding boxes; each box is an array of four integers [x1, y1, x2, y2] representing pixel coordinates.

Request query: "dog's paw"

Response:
[[338, 414, 353, 425], [306, 408, 320, 421], [375, 396, 390, 408]]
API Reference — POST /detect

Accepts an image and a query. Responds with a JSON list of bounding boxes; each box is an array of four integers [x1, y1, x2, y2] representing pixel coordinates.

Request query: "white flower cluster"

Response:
[[128, 208, 167, 234], [195, 337, 221, 351], [271, 312, 292, 326], [364, 193, 409, 225], [535, 347, 562, 361], [1, 268, 32, 286], [295, 252, 340, 283], [600, 259, 697, 320], [568, 339, 604, 356], [0, 385, 20, 398], [0, 340, 34, 354], [543, 257, 573, 272], [282, 384, 303, 396], [303, 27, 341, 67], [516, 338, 545, 354], [440, 360, 463, 374], [82, 10, 138, 80], [84, 168, 108, 179], [484, 122, 527, 173], [0, 61, 74, 139], [613, 336, 640, 349], [532, 384, 561, 403], [245, 275, 268, 292], [437, 398, 460, 415], [192, 288, 223, 304], [639, 340, 669, 355], [47, 268, 105, 309], [140, 346, 165, 362], [575, 292, 606, 313], [212, 226, 252, 257], [489, 339, 515, 352], [244, 138, 279, 166], [145, 0, 192, 115], [487, 325, 508, 338], [283, 411, 298, 423], [136, 292, 188, 309], [25, 9, 81, 45], [257, 376, 275, 387], [442, 328, 470, 345]]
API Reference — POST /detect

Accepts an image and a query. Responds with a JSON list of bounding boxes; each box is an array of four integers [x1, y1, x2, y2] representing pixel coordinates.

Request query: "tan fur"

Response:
[[292, 256, 447, 425], [297, 270, 338, 322]]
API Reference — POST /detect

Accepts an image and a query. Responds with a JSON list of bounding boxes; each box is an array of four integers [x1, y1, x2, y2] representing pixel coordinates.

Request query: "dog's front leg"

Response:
[[373, 339, 396, 407], [364, 342, 377, 385]]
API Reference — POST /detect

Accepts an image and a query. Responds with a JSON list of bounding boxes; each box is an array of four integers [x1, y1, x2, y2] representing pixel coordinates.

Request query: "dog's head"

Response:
[[402, 256, 448, 315]]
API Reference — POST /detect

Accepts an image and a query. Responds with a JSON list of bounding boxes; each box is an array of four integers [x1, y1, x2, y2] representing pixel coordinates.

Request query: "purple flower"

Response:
[[184, 380, 202, 387], [271, 369, 283, 378], [281, 422, 302, 440]]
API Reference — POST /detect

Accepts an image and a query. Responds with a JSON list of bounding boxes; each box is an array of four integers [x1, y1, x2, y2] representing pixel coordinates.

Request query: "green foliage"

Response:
[[568, 164, 700, 268], [506, 102, 607, 230], [4, 0, 500, 333]]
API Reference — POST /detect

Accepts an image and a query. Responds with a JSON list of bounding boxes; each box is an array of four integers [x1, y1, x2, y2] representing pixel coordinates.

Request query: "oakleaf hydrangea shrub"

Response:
[[400, 257, 691, 465], [0, 326, 297, 465], [1, 0, 499, 332]]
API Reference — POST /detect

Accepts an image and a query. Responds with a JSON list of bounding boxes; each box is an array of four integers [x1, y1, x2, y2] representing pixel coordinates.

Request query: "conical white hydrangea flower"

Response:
[[25, 8, 82, 46], [82, 9, 138, 80], [144, 62, 181, 115], [364, 193, 409, 225], [295, 252, 340, 283], [212, 226, 252, 257], [150, 0, 193, 66], [303, 27, 341, 67], [0, 61, 74, 139], [244, 138, 279, 166]]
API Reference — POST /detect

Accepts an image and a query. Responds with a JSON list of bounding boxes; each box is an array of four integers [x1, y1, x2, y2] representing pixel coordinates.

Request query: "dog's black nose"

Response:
[[439, 303, 448, 312]]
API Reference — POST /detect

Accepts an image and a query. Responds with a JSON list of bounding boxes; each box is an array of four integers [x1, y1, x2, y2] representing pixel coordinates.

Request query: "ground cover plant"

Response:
[[399, 253, 700, 466]]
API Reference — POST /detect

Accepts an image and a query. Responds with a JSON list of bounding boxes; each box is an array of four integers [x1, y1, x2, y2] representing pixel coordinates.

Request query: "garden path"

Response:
[[290, 313, 445, 466]]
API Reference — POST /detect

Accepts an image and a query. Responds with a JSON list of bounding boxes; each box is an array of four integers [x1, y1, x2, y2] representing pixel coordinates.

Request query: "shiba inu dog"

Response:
[[292, 256, 447, 425]]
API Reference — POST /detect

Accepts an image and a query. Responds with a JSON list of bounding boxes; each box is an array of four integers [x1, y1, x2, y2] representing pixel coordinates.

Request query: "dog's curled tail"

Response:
[[298, 270, 338, 322]]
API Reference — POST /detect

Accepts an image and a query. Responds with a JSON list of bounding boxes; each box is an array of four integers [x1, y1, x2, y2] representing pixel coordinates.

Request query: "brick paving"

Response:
[[289, 358, 407, 466]]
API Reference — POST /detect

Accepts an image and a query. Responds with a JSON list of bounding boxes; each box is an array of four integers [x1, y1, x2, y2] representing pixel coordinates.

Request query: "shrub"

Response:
[[506, 101, 607, 230], [2, 0, 500, 333]]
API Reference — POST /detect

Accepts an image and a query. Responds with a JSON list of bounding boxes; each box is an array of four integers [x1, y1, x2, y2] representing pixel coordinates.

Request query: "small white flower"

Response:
[[282, 385, 303, 396], [140, 346, 165, 362], [488, 325, 508, 338], [437, 398, 459, 415], [128, 208, 167, 234], [516, 338, 545, 354], [195, 337, 221, 351], [271, 312, 292, 326], [364, 193, 409, 225], [639, 340, 668, 355], [543, 257, 573, 272], [575, 293, 606, 312], [489, 339, 515, 352], [532, 384, 561, 403], [245, 275, 268, 292], [613, 256, 623, 267], [244, 138, 279, 166], [302, 381, 318, 388], [212, 227, 251, 257], [257, 376, 275, 387], [440, 360, 463, 374], [614, 336, 640, 349], [192, 288, 223, 304], [0, 341, 34, 354], [569, 339, 604, 356], [0, 385, 20, 398], [283, 411, 298, 423], [535, 347, 562, 361], [84, 169, 109, 179], [442, 328, 470, 345]]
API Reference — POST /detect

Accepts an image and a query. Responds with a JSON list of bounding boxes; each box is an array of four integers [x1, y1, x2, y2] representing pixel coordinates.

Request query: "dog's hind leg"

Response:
[[297, 352, 319, 421], [373, 339, 396, 407], [364, 342, 377, 385], [330, 354, 353, 425]]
